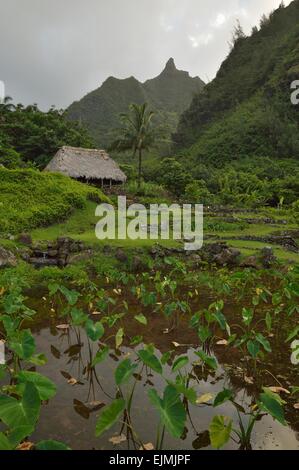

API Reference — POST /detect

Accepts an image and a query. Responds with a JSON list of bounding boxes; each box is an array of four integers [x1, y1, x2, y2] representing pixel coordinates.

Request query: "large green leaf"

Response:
[[255, 333, 272, 353], [247, 340, 260, 358], [138, 349, 162, 374], [95, 398, 125, 437], [148, 385, 186, 438], [259, 389, 286, 425], [10, 329, 35, 360], [0, 382, 40, 429], [209, 415, 232, 449], [91, 346, 109, 367], [242, 308, 254, 327], [85, 319, 105, 342], [115, 359, 137, 386], [213, 389, 233, 407], [17, 371, 57, 401], [0, 433, 12, 450], [195, 350, 217, 370], [134, 314, 147, 325], [36, 440, 71, 450], [171, 356, 189, 373]]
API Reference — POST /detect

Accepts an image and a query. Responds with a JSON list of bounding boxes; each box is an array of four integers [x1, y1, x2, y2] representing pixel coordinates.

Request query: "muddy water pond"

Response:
[[27, 306, 299, 451]]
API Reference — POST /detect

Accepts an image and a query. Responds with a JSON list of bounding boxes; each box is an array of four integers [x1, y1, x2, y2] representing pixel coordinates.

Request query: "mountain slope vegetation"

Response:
[[67, 58, 204, 146], [174, 0, 299, 164]]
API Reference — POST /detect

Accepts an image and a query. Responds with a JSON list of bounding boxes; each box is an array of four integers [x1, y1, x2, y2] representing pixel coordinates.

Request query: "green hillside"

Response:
[[0, 168, 109, 235], [67, 58, 204, 146], [174, 0, 299, 164]]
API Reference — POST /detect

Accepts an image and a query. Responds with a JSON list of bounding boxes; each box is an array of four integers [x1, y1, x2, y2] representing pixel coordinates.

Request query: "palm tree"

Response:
[[111, 103, 155, 188], [0, 96, 15, 112]]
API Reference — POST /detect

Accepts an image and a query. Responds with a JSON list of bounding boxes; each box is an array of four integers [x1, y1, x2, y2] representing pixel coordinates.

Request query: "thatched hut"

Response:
[[45, 146, 127, 187]]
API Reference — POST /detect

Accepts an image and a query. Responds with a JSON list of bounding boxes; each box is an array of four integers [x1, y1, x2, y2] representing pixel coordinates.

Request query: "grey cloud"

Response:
[[0, 0, 292, 109]]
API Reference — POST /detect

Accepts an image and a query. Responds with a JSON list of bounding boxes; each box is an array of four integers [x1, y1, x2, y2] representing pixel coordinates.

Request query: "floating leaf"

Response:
[[209, 415, 232, 449], [242, 308, 253, 327], [255, 333, 271, 353], [16, 441, 34, 451], [139, 442, 154, 450], [109, 434, 127, 445], [56, 324, 69, 330], [196, 393, 214, 404]]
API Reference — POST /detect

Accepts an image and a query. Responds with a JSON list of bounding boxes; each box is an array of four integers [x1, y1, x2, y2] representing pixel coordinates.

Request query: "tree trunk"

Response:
[[138, 148, 142, 189]]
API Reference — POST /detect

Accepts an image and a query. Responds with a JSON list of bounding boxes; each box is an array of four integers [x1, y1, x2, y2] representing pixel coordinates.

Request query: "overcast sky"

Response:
[[0, 0, 292, 110]]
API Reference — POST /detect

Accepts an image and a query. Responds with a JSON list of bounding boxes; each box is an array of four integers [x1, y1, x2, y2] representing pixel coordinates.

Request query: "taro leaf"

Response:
[[213, 311, 228, 331], [0, 382, 40, 429], [198, 325, 211, 343], [195, 350, 217, 370], [95, 398, 126, 437], [16, 371, 57, 401], [209, 415, 232, 449], [59, 286, 79, 306], [138, 349, 162, 374], [85, 319, 104, 342], [36, 440, 71, 450], [171, 356, 189, 373], [10, 329, 35, 360], [259, 390, 286, 425], [71, 307, 88, 326], [91, 346, 109, 367], [148, 385, 186, 438], [29, 353, 47, 366], [170, 382, 197, 404], [255, 333, 271, 353], [247, 340, 260, 358], [115, 328, 124, 349], [286, 326, 299, 343], [134, 314, 147, 326], [115, 359, 137, 386], [161, 351, 173, 365], [7, 425, 34, 448], [0, 432, 13, 450], [130, 335, 143, 346], [242, 308, 254, 327], [213, 389, 233, 407]]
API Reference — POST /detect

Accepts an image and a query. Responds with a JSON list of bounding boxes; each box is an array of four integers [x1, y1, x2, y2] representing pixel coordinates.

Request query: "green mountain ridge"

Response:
[[67, 58, 204, 147], [174, 0, 299, 165]]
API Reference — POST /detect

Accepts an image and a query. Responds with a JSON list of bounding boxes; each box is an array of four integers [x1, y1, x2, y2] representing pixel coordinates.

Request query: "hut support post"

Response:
[[110, 179, 112, 189]]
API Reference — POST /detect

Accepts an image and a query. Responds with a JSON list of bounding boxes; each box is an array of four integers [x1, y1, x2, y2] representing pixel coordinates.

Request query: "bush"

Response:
[[184, 180, 214, 205], [0, 168, 109, 234]]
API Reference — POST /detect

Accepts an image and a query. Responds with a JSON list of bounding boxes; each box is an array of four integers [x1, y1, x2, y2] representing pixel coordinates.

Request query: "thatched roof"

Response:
[[45, 146, 127, 183]]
